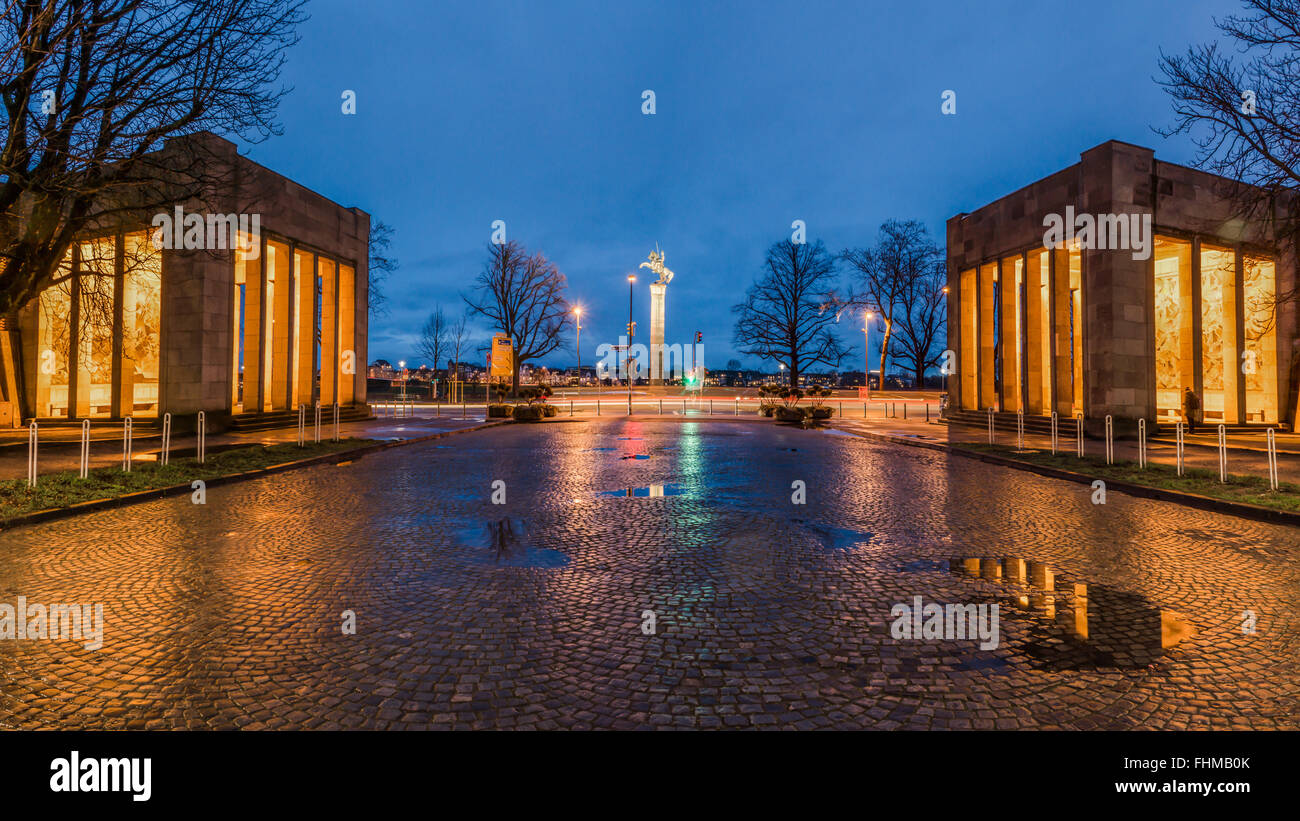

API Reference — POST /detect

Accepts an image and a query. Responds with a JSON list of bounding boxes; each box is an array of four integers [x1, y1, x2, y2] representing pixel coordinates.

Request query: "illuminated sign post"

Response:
[[489, 334, 514, 394]]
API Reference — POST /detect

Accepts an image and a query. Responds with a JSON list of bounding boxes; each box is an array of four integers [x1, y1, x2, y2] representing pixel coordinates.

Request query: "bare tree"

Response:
[[0, 0, 307, 318], [891, 260, 948, 388], [463, 240, 570, 391], [732, 239, 846, 388], [1157, 0, 1300, 427], [841, 220, 942, 383], [368, 220, 398, 318], [416, 306, 448, 372], [448, 311, 468, 385]]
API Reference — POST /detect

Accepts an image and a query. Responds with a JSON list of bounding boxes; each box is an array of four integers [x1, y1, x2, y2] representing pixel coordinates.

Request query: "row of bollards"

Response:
[[986, 410, 1285, 491], [26, 410, 206, 487]]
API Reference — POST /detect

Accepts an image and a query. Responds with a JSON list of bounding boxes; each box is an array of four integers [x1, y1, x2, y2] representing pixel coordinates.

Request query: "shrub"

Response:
[[775, 406, 807, 423], [488, 403, 514, 418], [810, 406, 833, 420], [542, 403, 559, 418], [512, 404, 545, 422]]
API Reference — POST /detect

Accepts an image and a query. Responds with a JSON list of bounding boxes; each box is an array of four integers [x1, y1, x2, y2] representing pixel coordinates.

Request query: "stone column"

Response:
[[649, 281, 666, 385]]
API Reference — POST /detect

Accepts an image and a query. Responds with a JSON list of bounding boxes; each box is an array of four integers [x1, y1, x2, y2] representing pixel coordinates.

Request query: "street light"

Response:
[[940, 287, 950, 393], [573, 305, 583, 392], [398, 359, 407, 402], [627, 274, 636, 415], [863, 313, 874, 401]]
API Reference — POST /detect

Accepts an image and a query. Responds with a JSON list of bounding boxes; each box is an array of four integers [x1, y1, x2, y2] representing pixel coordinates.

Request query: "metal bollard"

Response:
[[903, 403, 908, 420], [162, 413, 172, 466], [80, 419, 90, 478], [1104, 415, 1114, 465], [1016, 410, 1025, 450], [1267, 428, 1279, 491], [570, 400, 574, 417], [987, 407, 995, 445], [734, 399, 738, 416], [1076, 415, 1084, 458], [1175, 421, 1185, 476], [197, 411, 206, 463], [1050, 411, 1058, 455], [1138, 418, 1147, 468], [1217, 424, 1227, 483], [597, 400, 601, 416], [298, 404, 306, 447], [122, 417, 133, 472], [333, 402, 340, 442], [709, 399, 713, 415], [862, 402, 866, 418], [314, 401, 322, 443], [27, 420, 37, 487]]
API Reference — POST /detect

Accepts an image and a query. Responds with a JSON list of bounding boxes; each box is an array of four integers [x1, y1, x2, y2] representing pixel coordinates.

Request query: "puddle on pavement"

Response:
[[452, 519, 569, 568], [946, 556, 1197, 669], [585, 447, 616, 452], [620, 454, 650, 460], [600, 483, 689, 498], [792, 519, 875, 551]]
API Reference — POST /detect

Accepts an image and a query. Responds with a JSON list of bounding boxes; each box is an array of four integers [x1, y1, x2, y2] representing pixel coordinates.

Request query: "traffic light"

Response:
[[695, 331, 702, 344]]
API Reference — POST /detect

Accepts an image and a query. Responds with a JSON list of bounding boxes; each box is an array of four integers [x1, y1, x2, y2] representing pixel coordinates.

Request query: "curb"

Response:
[[0, 420, 505, 532], [831, 424, 1300, 529]]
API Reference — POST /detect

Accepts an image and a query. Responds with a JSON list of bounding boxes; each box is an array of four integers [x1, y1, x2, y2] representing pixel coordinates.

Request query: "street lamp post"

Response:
[[940, 287, 950, 394], [627, 274, 636, 415], [573, 306, 583, 394], [863, 313, 874, 401], [398, 360, 407, 402]]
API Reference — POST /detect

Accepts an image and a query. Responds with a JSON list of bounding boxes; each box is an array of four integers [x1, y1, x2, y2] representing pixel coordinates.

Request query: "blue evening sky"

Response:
[[237, 0, 1232, 372]]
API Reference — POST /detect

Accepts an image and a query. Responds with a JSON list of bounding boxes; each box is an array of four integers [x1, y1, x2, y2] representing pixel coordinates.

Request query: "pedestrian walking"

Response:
[[1183, 386, 1201, 434]]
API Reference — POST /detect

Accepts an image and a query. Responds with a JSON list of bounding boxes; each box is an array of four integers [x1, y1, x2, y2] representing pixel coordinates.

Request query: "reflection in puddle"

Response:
[[452, 519, 569, 568], [794, 520, 874, 551], [948, 556, 1196, 668], [599, 484, 689, 497], [620, 454, 650, 460]]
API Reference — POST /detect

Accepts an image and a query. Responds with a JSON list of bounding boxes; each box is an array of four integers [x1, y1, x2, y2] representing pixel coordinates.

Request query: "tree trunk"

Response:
[[878, 319, 892, 390]]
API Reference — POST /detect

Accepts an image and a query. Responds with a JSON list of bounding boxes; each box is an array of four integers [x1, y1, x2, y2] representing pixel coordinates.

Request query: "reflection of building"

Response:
[[947, 140, 1296, 430], [1, 133, 369, 428]]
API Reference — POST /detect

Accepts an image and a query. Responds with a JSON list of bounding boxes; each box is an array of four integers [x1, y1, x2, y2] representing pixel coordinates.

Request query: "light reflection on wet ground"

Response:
[[0, 417, 1297, 729]]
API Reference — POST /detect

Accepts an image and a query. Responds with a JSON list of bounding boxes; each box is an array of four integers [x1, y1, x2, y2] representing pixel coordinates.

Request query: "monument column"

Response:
[[650, 281, 666, 384]]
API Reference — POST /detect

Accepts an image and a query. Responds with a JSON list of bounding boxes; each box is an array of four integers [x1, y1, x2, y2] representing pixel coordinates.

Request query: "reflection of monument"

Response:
[[639, 248, 674, 384]]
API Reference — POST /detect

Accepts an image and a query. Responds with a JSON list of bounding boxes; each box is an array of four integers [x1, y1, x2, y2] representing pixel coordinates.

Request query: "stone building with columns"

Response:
[[946, 139, 1299, 433], [0, 132, 369, 430]]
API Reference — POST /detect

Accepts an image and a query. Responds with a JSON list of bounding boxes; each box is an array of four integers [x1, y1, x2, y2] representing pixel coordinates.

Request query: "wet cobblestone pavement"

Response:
[[1, 418, 1298, 730]]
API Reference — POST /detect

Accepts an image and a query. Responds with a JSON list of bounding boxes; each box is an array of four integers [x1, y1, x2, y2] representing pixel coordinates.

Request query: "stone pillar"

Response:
[[162, 247, 235, 418], [1025, 251, 1047, 414], [649, 281, 666, 385], [978, 261, 997, 410]]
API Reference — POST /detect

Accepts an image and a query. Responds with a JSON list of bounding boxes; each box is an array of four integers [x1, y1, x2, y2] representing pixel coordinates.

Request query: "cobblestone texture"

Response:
[[1, 418, 1297, 730]]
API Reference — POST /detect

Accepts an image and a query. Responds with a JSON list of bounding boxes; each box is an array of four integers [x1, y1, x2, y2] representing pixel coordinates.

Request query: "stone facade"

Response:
[[947, 140, 1298, 432]]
